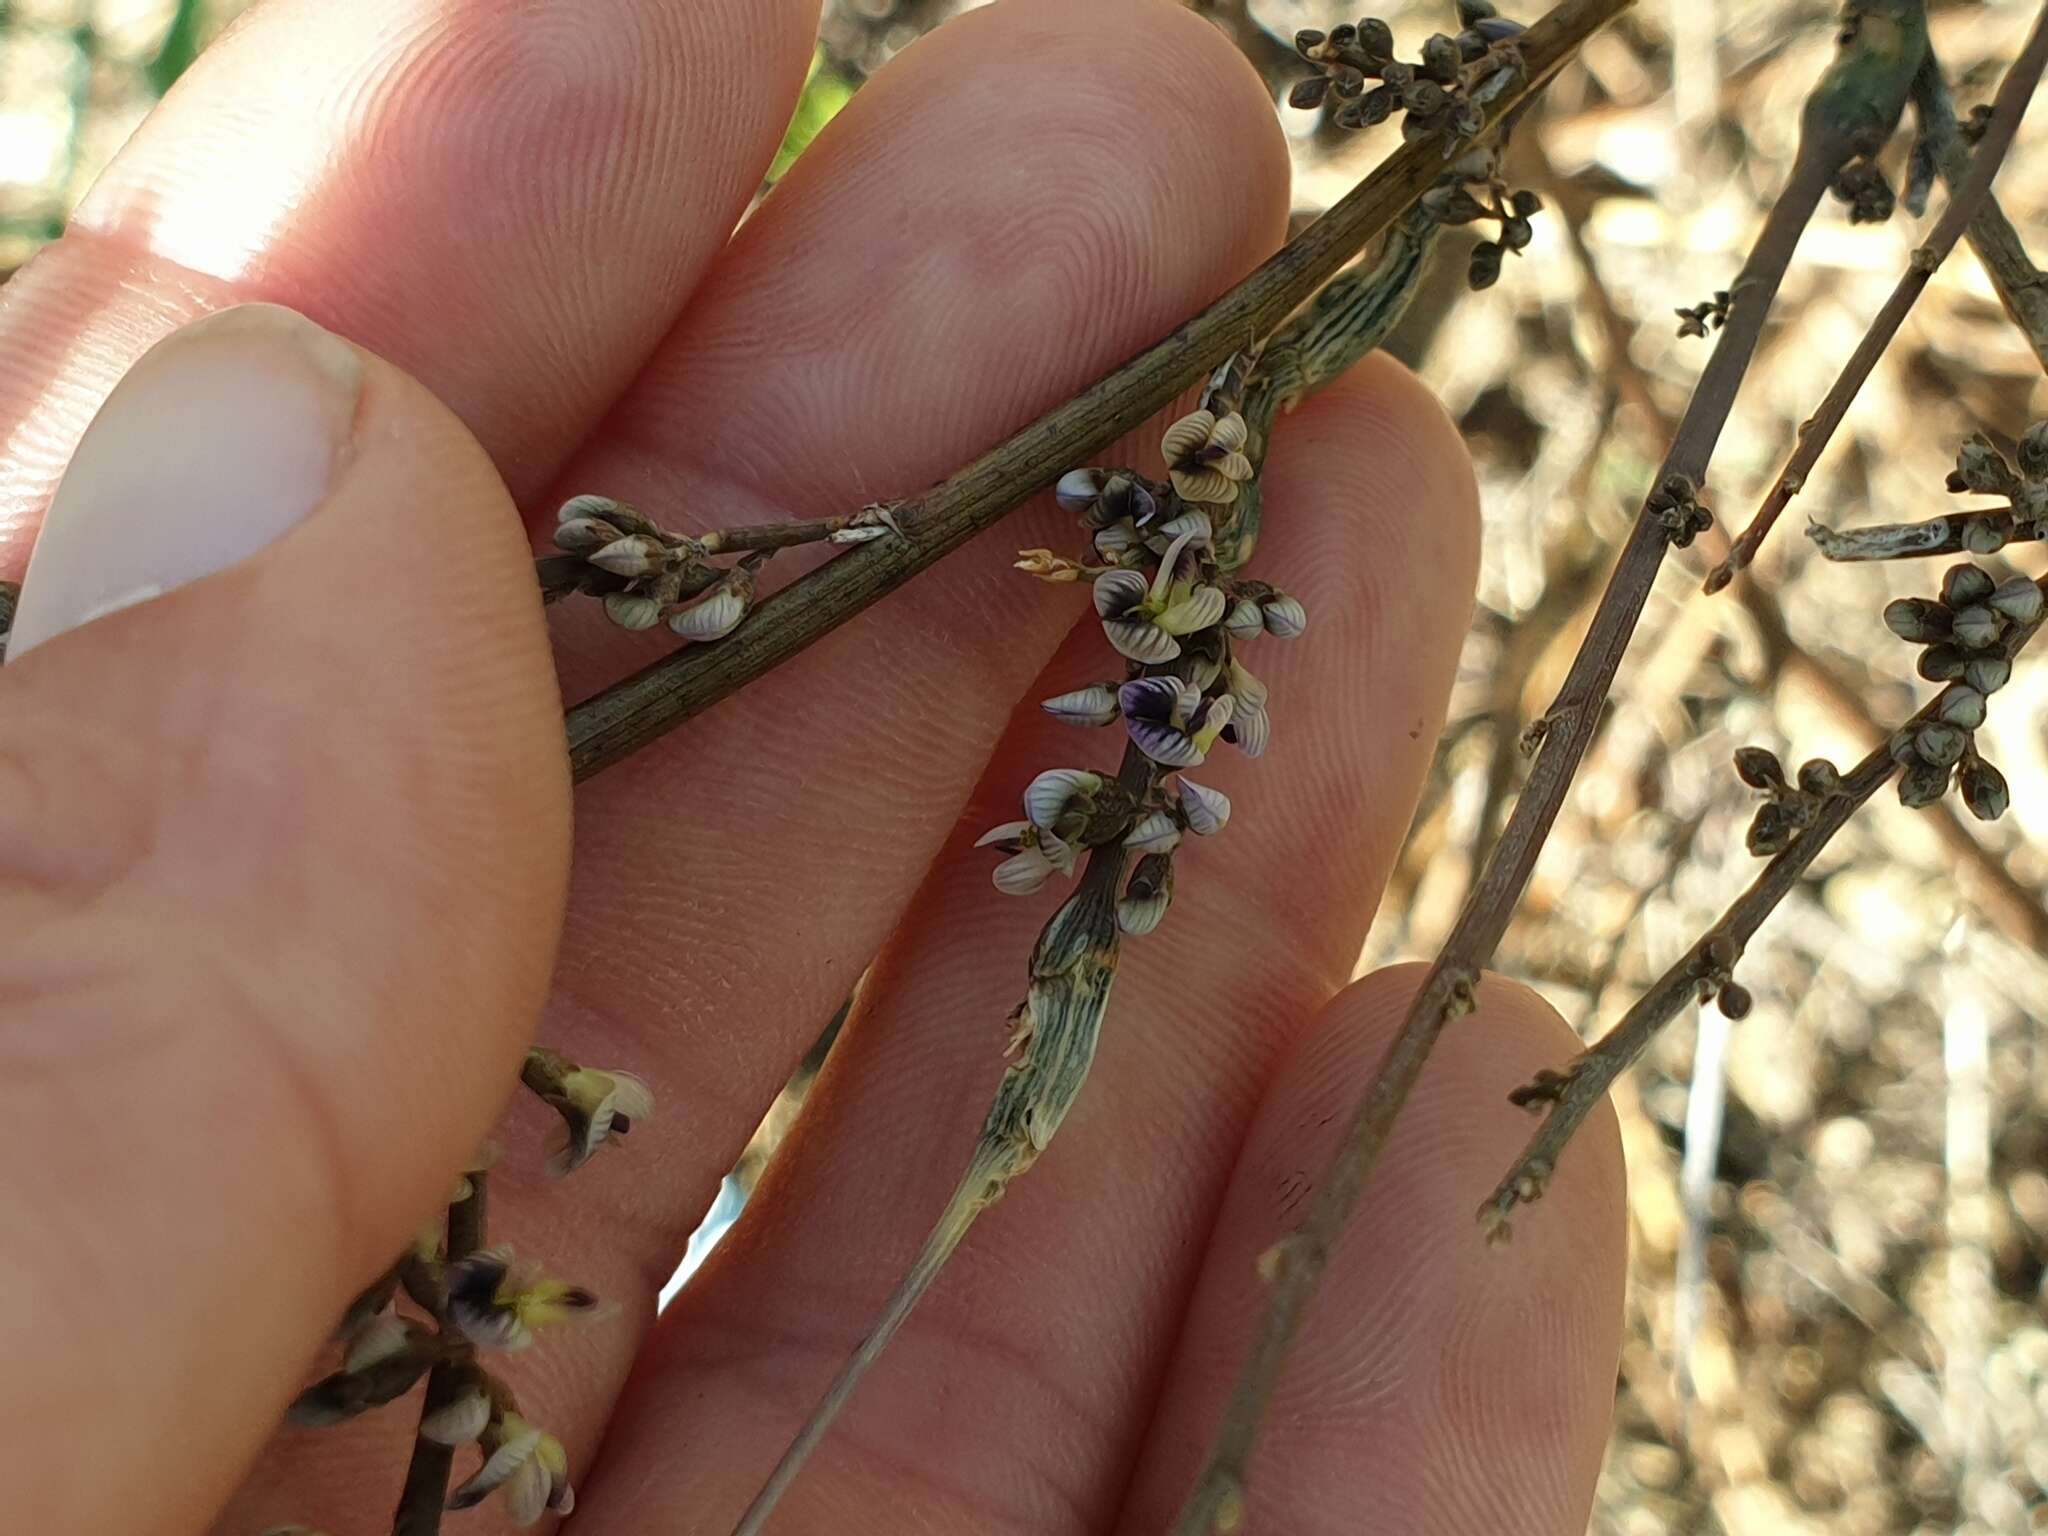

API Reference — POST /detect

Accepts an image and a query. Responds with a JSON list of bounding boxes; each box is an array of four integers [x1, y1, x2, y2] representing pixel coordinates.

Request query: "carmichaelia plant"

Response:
[[268, 1048, 652, 1534], [168, 0, 2047, 1529]]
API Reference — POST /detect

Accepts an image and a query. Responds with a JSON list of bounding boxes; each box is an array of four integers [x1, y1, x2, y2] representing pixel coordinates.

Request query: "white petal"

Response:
[[450, 1427, 543, 1506], [588, 535, 666, 578], [557, 493, 622, 525], [975, 820, 1034, 848], [1041, 685, 1120, 727], [1224, 597, 1265, 640], [1207, 411, 1250, 453], [669, 586, 747, 640], [420, 1390, 493, 1447], [602, 592, 663, 631], [1170, 467, 1241, 505], [1228, 660, 1269, 709], [1157, 508, 1213, 545], [542, 1119, 582, 1179], [1161, 409, 1217, 464], [1211, 450, 1254, 483], [1156, 584, 1227, 636], [503, 1455, 554, 1528], [1093, 522, 1142, 555], [1117, 889, 1171, 936], [1261, 593, 1308, 638], [1124, 810, 1183, 854], [553, 517, 620, 554], [1177, 778, 1232, 835], [1055, 468, 1105, 514], [1023, 768, 1103, 830], [606, 1070, 654, 1124], [1102, 618, 1181, 663], [993, 848, 1055, 895], [1232, 701, 1271, 758], [1038, 830, 1077, 874], [343, 1315, 411, 1373], [1092, 567, 1150, 618]]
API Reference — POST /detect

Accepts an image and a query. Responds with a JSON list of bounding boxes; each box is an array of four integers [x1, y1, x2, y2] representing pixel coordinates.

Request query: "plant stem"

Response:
[[1709, 3, 2048, 591], [1918, 48, 2048, 373], [561, 0, 1632, 783], [1170, 36, 1886, 1533], [1483, 579, 2048, 1226], [391, 1176, 488, 1536]]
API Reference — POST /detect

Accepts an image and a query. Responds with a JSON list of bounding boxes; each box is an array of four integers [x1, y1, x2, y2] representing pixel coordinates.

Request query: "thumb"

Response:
[[0, 304, 571, 1533]]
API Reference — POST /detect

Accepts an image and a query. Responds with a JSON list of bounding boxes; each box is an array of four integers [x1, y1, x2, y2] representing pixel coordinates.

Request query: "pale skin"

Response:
[[0, 1, 1628, 1533]]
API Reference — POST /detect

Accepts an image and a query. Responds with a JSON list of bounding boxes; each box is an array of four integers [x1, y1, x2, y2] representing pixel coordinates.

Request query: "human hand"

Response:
[[0, 1, 1625, 1532]]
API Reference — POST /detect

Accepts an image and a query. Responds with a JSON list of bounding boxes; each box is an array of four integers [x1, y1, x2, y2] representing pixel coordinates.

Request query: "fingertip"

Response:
[[1124, 964, 1625, 1535]]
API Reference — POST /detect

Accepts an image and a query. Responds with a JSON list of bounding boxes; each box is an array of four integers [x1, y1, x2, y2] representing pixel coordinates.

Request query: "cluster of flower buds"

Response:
[[1674, 290, 1730, 339], [1881, 561, 2036, 817], [1290, 2, 1521, 134], [1693, 933, 1752, 1020], [538, 494, 765, 638], [1942, 422, 2048, 547], [1291, 5, 1539, 291], [1735, 745, 1842, 856], [1830, 156, 1896, 224], [985, 402, 1305, 935], [281, 1044, 654, 1530], [1648, 472, 1715, 548]]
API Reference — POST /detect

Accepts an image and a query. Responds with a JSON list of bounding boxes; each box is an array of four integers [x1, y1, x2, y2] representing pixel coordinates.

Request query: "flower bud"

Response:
[[1716, 982, 1753, 1020], [1937, 686, 1988, 730], [1913, 722, 1968, 768], [1964, 654, 2012, 695], [1989, 575, 2044, 624], [2017, 419, 2048, 480], [1733, 746, 1785, 789], [1949, 604, 2003, 650], [1882, 597, 1951, 644], [1960, 755, 2011, 821], [1898, 758, 1953, 809], [1796, 758, 1840, 796], [1941, 563, 1996, 607]]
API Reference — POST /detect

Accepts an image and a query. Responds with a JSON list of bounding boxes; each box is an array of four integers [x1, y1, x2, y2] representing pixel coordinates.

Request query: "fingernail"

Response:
[[9, 303, 363, 659]]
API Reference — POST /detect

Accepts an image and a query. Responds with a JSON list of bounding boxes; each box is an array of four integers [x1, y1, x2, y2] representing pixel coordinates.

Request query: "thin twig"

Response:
[[562, 0, 1633, 782], [1481, 581, 2047, 1228], [1172, 15, 1929, 1525], [1708, 4, 2048, 591], [1918, 48, 2048, 373], [391, 1177, 488, 1536]]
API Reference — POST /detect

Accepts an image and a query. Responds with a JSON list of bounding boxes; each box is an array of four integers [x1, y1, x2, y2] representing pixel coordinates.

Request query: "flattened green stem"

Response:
[[731, 808, 1133, 1536]]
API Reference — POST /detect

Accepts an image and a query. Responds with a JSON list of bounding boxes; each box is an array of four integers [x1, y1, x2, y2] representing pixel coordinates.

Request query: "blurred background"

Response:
[[7, 1, 2047, 1532]]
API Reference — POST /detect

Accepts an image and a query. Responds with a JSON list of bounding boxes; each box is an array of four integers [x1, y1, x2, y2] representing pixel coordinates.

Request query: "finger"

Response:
[[0, 0, 818, 554], [0, 306, 568, 1534], [217, 3, 1294, 1528], [1116, 968, 1628, 1534], [570, 357, 1483, 1531]]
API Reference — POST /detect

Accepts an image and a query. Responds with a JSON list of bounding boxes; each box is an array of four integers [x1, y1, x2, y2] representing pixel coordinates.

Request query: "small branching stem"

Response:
[[1918, 47, 2048, 372], [561, 0, 1630, 782], [391, 1177, 488, 1536], [1483, 579, 2048, 1226], [1171, 22, 1912, 1530], [1710, 4, 2048, 591]]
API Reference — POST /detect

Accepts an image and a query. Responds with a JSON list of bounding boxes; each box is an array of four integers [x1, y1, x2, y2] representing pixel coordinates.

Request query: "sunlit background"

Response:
[[7, 2, 2048, 1532]]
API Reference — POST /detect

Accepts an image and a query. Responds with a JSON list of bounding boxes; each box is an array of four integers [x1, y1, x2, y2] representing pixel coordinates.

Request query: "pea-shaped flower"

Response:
[[1118, 677, 1236, 768], [1161, 409, 1255, 505]]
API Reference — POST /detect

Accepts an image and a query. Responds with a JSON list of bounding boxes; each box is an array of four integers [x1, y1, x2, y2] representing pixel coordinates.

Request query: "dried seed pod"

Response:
[[1796, 759, 1841, 796], [1913, 722, 1968, 768], [1989, 575, 2044, 624], [1746, 801, 1794, 856], [1734, 746, 1786, 789], [1468, 240, 1504, 290], [1964, 654, 2012, 695], [1883, 597, 1951, 644], [1941, 563, 1996, 607], [1916, 643, 1968, 682], [2017, 420, 2048, 480], [1420, 32, 1462, 80], [1937, 686, 1988, 730], [1898, 757, 1953, 809], [1959, 755, 2010, 821], [1356, 18, 1395, 58], [1949, 604, 2003, 649], [1289, 75, 1332, 110]]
